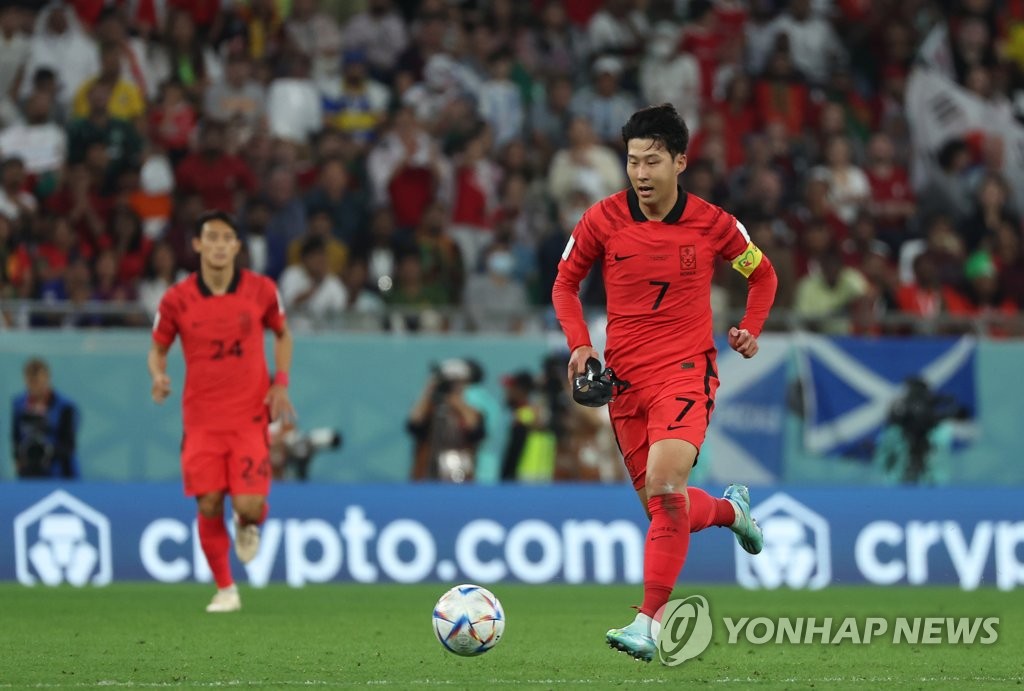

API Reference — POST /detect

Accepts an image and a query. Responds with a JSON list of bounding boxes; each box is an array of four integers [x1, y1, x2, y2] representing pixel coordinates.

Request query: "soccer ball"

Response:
[[431, 584, 505, 656]]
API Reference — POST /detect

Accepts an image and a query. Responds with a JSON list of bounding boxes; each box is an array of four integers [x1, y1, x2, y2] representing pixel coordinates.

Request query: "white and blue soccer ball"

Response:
[[431, 584, 505, 656]]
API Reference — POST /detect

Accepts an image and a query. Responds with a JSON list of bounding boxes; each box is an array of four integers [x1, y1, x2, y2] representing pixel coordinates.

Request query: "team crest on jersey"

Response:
[[679, 245, 697, 274]]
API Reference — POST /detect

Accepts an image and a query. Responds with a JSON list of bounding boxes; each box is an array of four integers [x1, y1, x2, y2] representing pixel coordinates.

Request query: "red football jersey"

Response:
[[554, 189, 755, 386], [153, 270, 285, 431]]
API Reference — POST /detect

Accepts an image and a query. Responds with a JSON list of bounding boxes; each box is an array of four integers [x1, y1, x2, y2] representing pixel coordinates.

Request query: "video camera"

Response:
[[887, 377, 966, 483], [275, 425, 343, 481]]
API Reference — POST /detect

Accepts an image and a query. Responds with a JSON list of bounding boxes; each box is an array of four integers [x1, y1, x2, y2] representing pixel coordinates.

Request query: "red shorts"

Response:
[[180, 425, 272, 497], [609, 354, 719, 491]]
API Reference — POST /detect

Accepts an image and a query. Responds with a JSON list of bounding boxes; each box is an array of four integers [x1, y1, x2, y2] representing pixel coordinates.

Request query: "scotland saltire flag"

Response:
[[704, 336, 789, 483], [796, 335, 977, 458]]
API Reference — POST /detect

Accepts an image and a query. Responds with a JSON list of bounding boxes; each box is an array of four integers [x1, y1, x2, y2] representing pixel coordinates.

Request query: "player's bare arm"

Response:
[[265, 323, 295, 424], [148, 341, 172, 403]]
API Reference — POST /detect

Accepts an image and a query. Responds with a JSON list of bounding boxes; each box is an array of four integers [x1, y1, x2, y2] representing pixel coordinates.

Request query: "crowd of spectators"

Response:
[[0, 0, 1022, 335]]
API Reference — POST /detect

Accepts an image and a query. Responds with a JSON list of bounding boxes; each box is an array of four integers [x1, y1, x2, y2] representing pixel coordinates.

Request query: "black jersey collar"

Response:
[[196, 269, 242, 297], [627, 185, 688, 224]]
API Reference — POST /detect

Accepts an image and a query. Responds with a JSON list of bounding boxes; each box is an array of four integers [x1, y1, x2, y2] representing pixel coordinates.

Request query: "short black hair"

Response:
[[1, 156, 25, 173], [194, 210, 240, 238], [621, 104, 689, 157], [300, 235, 327, 258], [937, 138, 968, 170], [32, 67, 56, 87]]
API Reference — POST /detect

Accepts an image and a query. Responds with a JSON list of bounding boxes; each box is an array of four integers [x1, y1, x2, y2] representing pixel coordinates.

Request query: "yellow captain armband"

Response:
[[731, 242, 764, 278]]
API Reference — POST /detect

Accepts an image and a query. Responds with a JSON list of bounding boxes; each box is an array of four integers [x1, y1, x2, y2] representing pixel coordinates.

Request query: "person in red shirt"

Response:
[[169, 0, 223, 31], [175, 121, 257, 214], [865, 133, 915, 249], [148, 80, 198, 165], [148, 211, 294, 613], [552, 105, 777, 661]]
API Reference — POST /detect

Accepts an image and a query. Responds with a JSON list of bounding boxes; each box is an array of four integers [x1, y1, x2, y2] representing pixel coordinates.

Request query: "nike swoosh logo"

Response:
[[614, 254, 638, 261], [666, 424, 689, 431]]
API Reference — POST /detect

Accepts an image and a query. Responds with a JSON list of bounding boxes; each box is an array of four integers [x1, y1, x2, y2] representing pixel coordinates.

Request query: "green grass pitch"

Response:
[[0, 583, 1019, 689]]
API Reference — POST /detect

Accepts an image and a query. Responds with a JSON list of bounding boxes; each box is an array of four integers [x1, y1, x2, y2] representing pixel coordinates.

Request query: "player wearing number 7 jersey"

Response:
[[148, 211, 295, 613], [552, 105, 778, 661]]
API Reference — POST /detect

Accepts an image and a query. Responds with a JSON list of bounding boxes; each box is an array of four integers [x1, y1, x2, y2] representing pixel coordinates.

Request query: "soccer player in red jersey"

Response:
[[148, 211, 295, 613], [552, 104, 778, 660]]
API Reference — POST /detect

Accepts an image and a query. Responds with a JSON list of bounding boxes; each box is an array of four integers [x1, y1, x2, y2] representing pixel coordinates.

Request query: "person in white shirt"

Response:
[[569, 56, 637, 150], [586, 0, 649, 61], [266, 54, 323, 145], [463, 242, 531, 333], [812, 136, 870, 226], [0, 3, 30, 127], [477, 52, 524, 151], [341, 256, 386, 317], [0, 90, 65, 176], [138, 241, 187, 319], [21, 3, 98, 108], [285, 0, 343, 85], [402, 53, 481, 130], [203, 53, 266, 133], [278, 235, 347, 331], [548, 117, 626, 207], [639, 25, 701, 135], [761, 0, 845, 84], [342, 0, 408, 79]]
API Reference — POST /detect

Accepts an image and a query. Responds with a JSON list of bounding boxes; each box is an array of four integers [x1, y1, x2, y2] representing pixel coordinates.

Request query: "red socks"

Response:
[[197, 513, 233, 588], [687, 487, 736, 532], [640, 493, 690, 617]]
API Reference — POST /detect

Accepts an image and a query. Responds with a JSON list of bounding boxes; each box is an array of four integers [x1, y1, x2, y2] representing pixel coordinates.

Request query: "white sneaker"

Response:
[[234, 512, 260, 564], [205, 586, 241, 613]]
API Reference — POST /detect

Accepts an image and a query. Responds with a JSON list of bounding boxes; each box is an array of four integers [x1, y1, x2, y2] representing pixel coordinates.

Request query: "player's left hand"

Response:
[[265, 385, 296, 424], [729, 327, 759, 359]]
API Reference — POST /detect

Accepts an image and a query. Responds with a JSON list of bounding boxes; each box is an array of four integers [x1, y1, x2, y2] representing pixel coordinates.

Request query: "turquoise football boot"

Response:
[[606, 615, 656, 662], [724, 483, 764, 555]]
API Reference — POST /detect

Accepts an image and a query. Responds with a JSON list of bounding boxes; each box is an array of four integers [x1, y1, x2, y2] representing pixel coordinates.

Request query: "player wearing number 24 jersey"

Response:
[[149, 211, 295, 614], [553, 105, 777, 662], [153, 266, 284, 432]]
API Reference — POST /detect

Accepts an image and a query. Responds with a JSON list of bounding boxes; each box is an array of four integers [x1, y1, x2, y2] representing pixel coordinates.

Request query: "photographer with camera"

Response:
[[878, 376, 966, 484], [10, 358, 80, 479], [407, 359, 485, 483]]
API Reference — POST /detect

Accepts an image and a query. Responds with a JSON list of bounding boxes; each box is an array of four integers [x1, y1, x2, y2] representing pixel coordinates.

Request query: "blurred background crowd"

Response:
[[0, 0, 1022, 338]]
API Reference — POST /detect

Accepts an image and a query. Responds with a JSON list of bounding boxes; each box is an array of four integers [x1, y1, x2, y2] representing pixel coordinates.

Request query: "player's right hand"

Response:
[[151, 374, 171, 403], [567, 345, 600, 384]]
